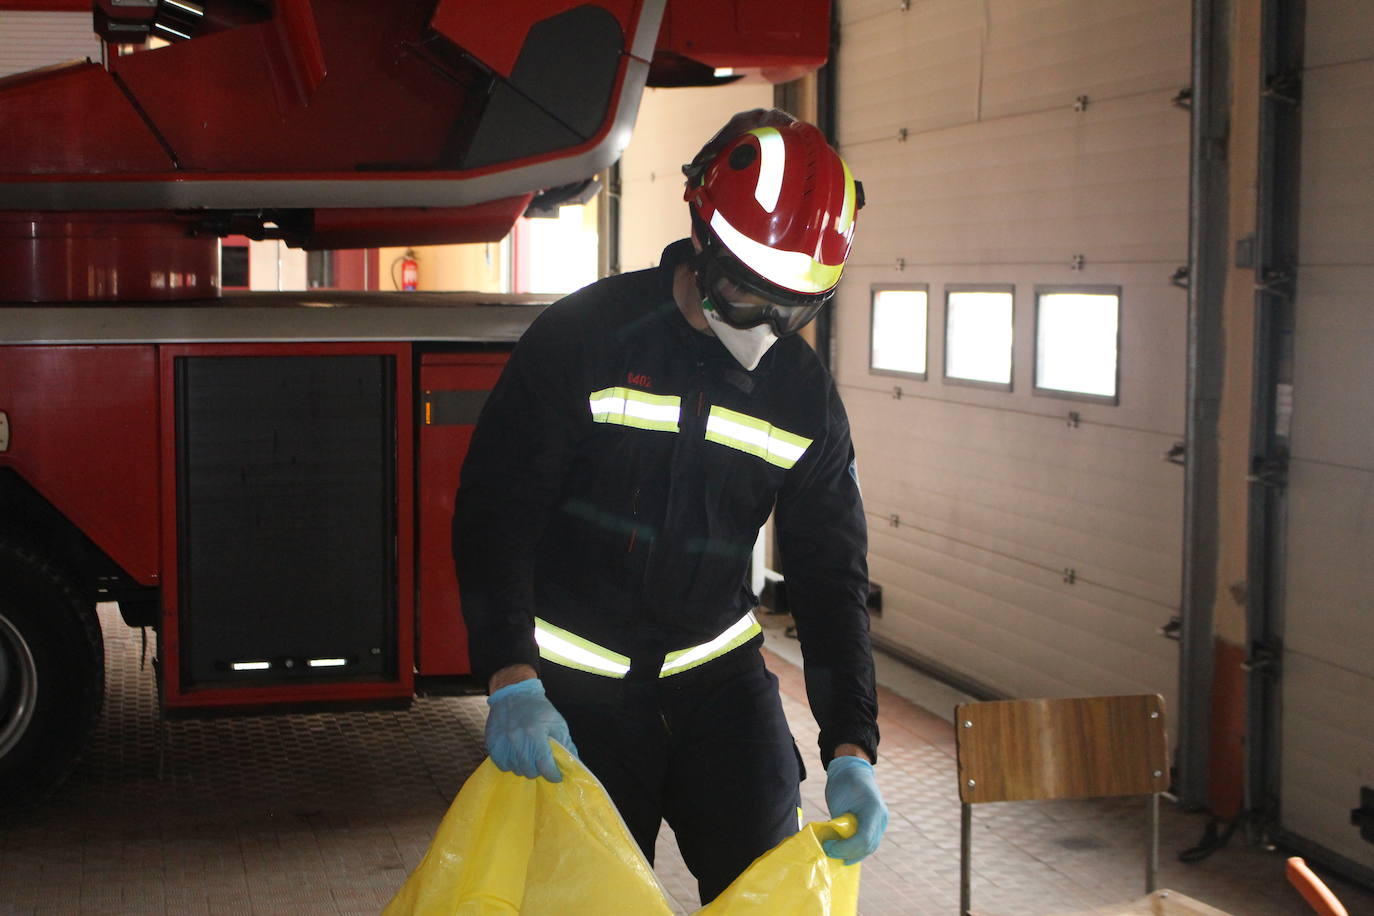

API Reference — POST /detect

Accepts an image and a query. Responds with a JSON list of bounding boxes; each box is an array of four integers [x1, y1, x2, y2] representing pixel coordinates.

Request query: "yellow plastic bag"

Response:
[[384, 744, 859, 915]]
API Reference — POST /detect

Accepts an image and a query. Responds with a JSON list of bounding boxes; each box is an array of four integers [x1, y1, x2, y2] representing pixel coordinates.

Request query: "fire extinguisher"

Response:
[[394, 249, 419, 291]]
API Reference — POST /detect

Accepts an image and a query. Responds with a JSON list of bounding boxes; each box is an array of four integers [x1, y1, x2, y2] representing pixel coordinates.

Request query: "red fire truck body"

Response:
[[0, 0, 830, 809], [2, 306, 538, 705]]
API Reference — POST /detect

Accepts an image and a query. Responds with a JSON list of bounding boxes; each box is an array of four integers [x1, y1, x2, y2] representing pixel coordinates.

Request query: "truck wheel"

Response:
[[0, 538, 104, 813]]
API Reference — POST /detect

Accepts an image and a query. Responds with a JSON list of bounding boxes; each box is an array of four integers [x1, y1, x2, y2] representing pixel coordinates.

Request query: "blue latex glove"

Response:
[[822, 755, 889, 865], [485, 679, 579, 782]]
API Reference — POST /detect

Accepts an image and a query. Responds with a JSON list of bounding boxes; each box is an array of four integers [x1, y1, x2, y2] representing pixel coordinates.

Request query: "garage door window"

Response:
[[944, 287, 1013, 389], [1034, 287, 1120, 403], [869, 286, 928, 378]]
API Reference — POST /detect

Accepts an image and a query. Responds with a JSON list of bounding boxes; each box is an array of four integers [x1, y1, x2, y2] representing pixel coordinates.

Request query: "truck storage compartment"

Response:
[[174, 353, 396, 689], [416, 350, 510, 677]]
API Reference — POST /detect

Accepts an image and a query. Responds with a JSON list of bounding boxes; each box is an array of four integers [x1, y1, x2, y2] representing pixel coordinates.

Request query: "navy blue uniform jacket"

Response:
[[453, 240, 879, 763]]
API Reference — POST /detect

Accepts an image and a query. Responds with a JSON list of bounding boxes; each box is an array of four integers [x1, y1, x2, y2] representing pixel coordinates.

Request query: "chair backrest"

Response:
[[956, 694, 1169, 805], [956, 694, 1171, 914]]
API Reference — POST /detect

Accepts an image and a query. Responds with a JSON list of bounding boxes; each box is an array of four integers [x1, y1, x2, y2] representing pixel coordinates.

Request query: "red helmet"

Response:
[[683, 109, 862, 335]]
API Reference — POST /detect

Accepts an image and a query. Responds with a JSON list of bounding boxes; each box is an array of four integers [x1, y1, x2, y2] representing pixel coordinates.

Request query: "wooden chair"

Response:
[[1286, 857, 1349, 916], [955, 694, 1171, 916]]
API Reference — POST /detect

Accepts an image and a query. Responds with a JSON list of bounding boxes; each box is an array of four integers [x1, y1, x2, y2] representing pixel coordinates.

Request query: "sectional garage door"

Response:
[[1276, 0, 1374, 875], [0, 11, 101, 79], [831, 0, 1192, 716]]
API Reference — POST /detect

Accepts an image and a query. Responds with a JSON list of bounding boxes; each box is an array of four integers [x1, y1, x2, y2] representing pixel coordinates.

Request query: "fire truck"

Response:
[[0, 0, 829, 811]]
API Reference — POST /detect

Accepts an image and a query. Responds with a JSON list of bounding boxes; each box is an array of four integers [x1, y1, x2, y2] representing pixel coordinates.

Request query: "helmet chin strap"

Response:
[[703, 302, 778, 371], [687, 240, 716, 283]]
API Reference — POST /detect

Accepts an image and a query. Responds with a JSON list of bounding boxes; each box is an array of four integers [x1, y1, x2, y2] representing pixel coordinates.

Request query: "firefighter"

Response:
[[453, 109, 887, 903]]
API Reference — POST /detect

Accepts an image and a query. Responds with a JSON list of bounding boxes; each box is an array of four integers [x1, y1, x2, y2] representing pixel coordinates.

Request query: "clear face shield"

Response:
[[694, 253, 829, 338], [686, 216, 838, 369], [694, 253, 832, 371]]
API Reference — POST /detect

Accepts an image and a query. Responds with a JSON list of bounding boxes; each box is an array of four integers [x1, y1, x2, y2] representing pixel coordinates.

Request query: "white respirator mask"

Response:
[[702, 300, 779, 371]]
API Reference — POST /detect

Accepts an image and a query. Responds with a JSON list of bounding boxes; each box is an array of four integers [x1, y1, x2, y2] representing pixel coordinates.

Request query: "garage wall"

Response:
[[832, 0, 1192, 707], [1278, 0, 1374, 873]]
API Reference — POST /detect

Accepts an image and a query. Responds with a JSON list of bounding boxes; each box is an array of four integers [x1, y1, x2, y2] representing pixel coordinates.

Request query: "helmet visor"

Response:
[[695, 252, 828, 337]]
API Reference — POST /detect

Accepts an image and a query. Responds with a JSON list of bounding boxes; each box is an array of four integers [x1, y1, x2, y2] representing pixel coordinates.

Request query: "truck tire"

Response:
[[0, 538, 104, 813]]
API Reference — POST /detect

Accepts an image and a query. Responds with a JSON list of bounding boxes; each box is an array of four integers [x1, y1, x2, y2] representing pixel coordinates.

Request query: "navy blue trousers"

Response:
[[541, 639, 804, 904]]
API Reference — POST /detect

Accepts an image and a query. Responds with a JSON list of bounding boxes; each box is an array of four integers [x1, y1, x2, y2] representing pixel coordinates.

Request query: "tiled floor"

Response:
[[1, 605, 1370, 915]]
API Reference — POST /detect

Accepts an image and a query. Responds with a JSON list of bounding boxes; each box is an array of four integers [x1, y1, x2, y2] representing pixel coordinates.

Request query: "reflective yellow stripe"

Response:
[[534, 617, 631, 677], [748, 127, 785, 213], [659, 611, 761, 676], [709, 210, 844, 294], [704, 406, 812, 469], [534, 612, 759, 679], [836, 157, 857, 235], [589, 387, 681, 433]]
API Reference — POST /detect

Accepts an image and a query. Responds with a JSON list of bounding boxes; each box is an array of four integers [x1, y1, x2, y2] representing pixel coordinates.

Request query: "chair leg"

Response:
[[961, 802, 972, 915], [1146, 792, 1159, 894]]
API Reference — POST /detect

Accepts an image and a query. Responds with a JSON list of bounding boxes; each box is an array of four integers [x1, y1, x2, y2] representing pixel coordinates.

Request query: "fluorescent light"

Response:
[[307, 658, 347, 668], [230, 661, 270, 671]]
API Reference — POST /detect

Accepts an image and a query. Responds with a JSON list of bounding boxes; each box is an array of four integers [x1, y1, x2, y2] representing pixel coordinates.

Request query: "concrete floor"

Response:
[[0, 605, 1369, 915]]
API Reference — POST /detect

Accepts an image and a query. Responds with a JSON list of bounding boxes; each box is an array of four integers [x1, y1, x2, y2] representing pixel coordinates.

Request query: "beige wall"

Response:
[[375, 242, 508, 292], [617, 82, 776, 272], [247, 240, 307, 292], [240, 239, 507, 293]]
